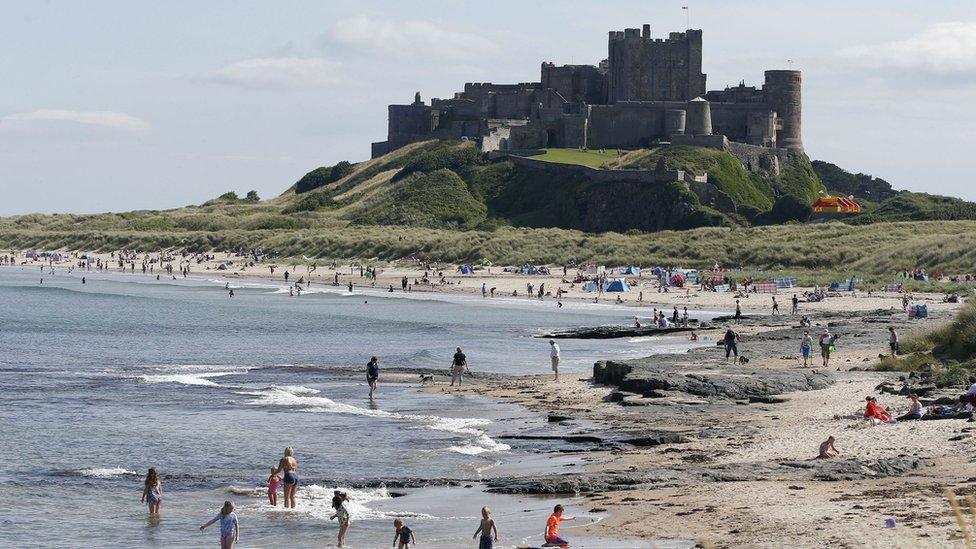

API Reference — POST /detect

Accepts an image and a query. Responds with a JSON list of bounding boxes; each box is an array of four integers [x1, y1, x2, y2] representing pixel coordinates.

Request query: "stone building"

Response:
[[371, 26, 802, 158]]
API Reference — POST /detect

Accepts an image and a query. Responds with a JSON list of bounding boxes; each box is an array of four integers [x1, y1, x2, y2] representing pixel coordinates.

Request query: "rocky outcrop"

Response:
[[539, 324, 700, 339], [593, 360, 833, 400], [486, 457, 932, 494]]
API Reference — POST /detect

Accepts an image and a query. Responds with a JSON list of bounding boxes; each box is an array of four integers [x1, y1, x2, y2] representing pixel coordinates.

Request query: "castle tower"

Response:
[[763, 70, 802, 150], [686, 97, 711, 136], [664, 109, 686, 135], [607, 27, 706, 103]]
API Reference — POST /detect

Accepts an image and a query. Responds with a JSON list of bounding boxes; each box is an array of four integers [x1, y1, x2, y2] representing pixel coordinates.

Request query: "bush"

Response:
[[394, 143, 483, 181], [295, 161, 355, 193], [756, 195, 812, 225], [354, 169, 487, 229], [245, 190, 260, 202], [218, 192, 239, 200], [283, 191, 335, 213]]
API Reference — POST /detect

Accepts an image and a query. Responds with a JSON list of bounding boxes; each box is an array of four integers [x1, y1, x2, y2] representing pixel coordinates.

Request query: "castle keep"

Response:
[[371, 26, 802, 158]]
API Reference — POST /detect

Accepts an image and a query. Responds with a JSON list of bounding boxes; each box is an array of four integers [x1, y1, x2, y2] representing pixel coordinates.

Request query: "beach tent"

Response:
[[752, 281, 778, 294], [812, 195, 861, 214], [676, 269, 699, 284], [584, 264, 606, 276], [618, 266, 641, 276], [459, 265, 473, 275], [603, 279, 630, 293], [909, 304, 928, 319], [669, 273, 686, 286], [772, 276, 797, 289], [582, 281, 600, 293]]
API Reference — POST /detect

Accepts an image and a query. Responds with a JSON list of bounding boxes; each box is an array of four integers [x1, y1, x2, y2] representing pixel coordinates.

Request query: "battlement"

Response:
[[608, 27, 701, 44], [374, 25, 802, 157]]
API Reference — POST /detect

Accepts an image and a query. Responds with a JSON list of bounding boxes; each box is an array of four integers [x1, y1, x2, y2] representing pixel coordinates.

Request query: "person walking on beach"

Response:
[[481, 282, 487, 298], [200, 500, 239, 549], [549, 340, 561, 381], [544, 504, 574, 547], [273, 447, 299, 509], [450, 347, 467, 387], [141, 467, 162, 516], [791, 294, 799, 315], [723, 328, 739, 364], [888, 327, 899, 357], [772, 296, 779, 315], [734, 299, 742, 320], [819, 330, 833, 367], [366, 356, 379, 398], [800, 330, 813, 367], [473, 506, 499, 549], [330, 491, 350, 548]]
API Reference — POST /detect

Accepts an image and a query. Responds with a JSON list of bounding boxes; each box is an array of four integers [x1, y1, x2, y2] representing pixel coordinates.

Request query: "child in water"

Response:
[[141, 467, 162, 516], [267, 467, 281, 506], [393, 518, 416, 548], [545, 504, 574, 547], [472, 506, 499, 549], [200, 500, 239, 549]]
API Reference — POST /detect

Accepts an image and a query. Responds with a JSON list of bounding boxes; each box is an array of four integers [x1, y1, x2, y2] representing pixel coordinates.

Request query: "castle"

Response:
[[371, 25, 802, 158]]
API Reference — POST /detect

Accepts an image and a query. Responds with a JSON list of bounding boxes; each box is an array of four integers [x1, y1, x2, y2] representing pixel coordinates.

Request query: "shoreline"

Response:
[[3, 253, 972, 546]]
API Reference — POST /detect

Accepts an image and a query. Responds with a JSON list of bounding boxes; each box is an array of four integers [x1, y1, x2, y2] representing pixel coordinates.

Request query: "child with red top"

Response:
[[544, 504, 574, 547]]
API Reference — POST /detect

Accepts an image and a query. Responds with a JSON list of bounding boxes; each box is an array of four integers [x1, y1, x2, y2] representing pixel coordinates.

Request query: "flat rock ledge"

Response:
[[486, 457, 932, 494], [594, 360, 834, 400]]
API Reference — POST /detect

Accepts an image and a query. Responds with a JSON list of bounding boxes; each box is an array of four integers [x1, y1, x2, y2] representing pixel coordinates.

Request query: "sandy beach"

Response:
[[7, 249, 973, 547]]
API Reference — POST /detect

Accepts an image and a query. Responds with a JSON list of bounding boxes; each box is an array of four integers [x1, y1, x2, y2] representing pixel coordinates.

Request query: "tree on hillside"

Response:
[[245, 190, 260, 202]]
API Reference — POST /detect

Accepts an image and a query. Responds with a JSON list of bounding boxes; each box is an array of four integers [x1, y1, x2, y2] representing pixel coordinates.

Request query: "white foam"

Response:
[[74, 467, 137, 478], [237, 483, 436, 522], [238, 386, 509, 456], [139, 371, 238, 386]]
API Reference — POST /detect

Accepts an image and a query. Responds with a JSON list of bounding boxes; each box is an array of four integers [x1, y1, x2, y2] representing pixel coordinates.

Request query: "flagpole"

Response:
[[682, 6, 691, 29]]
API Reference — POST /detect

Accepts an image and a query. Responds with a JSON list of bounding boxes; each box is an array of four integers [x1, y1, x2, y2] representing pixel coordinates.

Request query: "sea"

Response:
[[0, 265, 705, 548]]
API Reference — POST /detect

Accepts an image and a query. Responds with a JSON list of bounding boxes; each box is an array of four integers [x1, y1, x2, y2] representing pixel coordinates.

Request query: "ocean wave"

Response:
[[237, 386, 509, 456], [139, 371, 239, 387], [234, 483, 435, 521], [58, 467, 138, 479]]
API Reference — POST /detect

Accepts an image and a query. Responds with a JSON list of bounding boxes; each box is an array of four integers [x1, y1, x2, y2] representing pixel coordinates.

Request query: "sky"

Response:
[[2, 0, 976, 215]]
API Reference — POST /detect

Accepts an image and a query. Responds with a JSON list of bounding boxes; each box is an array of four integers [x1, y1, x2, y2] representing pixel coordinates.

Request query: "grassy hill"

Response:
[[3, 139, 976, 285]]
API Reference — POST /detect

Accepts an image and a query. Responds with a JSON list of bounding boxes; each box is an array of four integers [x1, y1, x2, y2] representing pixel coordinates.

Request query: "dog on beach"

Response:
[[738, 356, 750, 364], [419, 374, 434, 385]]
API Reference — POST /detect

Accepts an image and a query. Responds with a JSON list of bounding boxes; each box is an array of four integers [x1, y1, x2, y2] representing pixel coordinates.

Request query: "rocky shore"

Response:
[[422, 305, 976, 547]]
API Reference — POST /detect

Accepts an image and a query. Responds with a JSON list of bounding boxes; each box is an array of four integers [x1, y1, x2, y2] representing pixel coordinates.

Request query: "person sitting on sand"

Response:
[[690, 331, 698, 341], [544, 504, 574, 547], [864, 396, 893, 424], [896, 394, 924, 421], [818, 436, 840, 459]]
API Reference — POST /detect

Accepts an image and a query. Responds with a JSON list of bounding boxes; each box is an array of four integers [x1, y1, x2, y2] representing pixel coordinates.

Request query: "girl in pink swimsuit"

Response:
[[267, 467, 281, 506]]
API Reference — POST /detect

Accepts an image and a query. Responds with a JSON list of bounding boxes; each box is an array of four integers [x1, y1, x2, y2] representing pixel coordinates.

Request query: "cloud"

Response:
[[209, 57, 340, 89], [1, 109, 150, 132], [333, 15, 498, 60], [837, 22, 976, 74]]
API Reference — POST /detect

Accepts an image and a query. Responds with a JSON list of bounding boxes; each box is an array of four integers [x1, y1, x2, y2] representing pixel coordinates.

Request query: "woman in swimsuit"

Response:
[[273, 447, 299, 509]]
